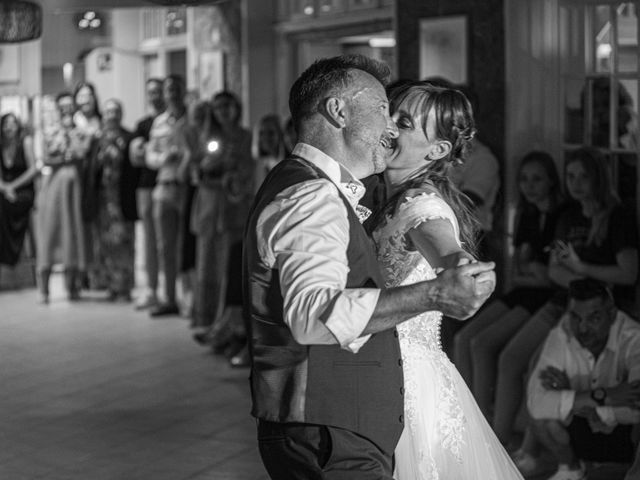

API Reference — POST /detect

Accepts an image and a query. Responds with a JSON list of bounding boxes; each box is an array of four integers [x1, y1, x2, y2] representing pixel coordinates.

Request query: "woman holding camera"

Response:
[[191, 92, 252, 360]]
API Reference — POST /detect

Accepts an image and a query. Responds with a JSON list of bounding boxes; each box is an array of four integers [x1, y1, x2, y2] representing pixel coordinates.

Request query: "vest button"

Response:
[[399, 414, 404, 423], [400, 387, 404, 395], [398, 359, 403, 367]]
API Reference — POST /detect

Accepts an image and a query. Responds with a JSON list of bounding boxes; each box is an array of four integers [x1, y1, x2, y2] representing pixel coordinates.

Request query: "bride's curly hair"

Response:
[[373, 81, 480, 255]]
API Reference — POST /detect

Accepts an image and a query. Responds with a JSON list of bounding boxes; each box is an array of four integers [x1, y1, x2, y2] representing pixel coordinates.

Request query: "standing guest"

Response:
[[0, 113, 38, 267], [527, 279, 640, 480], [145, 75, 193, 317], [191, 91, 253, 358], [94, 99, 136, 301], [73, 81, 103, 290], [213, 92, 253, 366], [129, 78, 165, 310], [243, 54, 495, 479], [189, 99, 231, 340], [492, 146, 638, 451], [253, 114, 285, 192], [453, 151, 563, 418], [36, 92, 88, 303], [176, 100, 202, 317]]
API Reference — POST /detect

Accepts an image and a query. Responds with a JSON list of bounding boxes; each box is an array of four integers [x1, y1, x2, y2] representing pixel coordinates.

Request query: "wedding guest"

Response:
[[129, 77, 165, 310], [36, 92, 88, 302], [252, 113, 285, 192], [192, 91, 253, 359], [454, 151, 563, 418], [145, 75, 193, 317], [0, 113, 38, 267], [526, 279, 640, 479], [94, 99, 136, 301], [176, 99, 202, 317], [492, 146, 638, 449], [189, 100, 230, 340], [73, 81, 103, 290]]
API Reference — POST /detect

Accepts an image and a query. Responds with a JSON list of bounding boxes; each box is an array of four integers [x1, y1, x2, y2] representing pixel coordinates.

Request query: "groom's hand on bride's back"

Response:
[[435, 261, 496, 320]]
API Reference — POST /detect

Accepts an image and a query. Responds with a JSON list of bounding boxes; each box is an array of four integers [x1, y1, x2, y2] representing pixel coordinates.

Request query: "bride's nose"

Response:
[[386, 115, 399, 138]]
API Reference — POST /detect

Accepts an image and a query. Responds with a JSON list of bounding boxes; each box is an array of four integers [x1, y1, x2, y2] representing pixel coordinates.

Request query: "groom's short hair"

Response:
[[288, 54, 390, 133]]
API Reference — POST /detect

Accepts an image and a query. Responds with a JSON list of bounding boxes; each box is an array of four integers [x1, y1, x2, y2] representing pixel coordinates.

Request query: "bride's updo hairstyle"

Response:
[[378, 80, 480, 254]]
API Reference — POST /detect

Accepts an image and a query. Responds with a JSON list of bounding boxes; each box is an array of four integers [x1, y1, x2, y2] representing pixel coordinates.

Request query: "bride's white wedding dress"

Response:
[[373, 192, 524, 480]]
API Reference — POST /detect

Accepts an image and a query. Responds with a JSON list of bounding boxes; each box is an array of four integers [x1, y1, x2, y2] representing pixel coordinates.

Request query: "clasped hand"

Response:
[[0, 182, 16, 203], [435, 256, 496, 320]]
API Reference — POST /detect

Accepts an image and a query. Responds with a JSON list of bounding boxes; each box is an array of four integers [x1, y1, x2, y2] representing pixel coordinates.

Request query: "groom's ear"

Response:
[[427, 140, 452, 161], [321, 96, 346, 128]]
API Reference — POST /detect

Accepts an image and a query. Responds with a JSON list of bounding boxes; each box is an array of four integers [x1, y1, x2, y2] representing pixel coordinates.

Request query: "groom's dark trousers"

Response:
[[258, 420, 394, 480]]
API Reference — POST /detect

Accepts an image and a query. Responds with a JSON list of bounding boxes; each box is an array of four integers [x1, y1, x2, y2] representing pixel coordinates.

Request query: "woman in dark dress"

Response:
[[0, 113, 38, 267]]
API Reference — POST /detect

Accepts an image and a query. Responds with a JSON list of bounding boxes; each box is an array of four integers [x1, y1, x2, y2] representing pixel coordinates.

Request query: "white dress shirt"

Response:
[[255, 143, 381, 353], [527, 310, 640, 430]]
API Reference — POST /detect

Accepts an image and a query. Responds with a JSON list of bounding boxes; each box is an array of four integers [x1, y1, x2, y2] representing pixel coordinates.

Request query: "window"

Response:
[[562, 1, 639, 203]]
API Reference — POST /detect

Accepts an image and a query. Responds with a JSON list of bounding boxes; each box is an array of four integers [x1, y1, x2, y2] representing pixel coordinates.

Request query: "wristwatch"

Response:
[[591, 387, 607, 406]]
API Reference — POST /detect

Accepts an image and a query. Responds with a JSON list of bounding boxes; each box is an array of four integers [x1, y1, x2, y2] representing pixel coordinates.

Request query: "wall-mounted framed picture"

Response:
[[199, 50, 224, 100], [0, 45, 20, 83], [419, 15, 468, 85]]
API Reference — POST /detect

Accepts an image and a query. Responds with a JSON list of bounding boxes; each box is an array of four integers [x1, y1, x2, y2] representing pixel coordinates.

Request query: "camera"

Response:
[[207, 139, 221, 153]]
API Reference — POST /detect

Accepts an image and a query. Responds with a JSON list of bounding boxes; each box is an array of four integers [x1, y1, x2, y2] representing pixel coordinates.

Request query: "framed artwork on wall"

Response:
[[0, 45, 20, 83], [419, 15, 468, 85], [199, 50, 224, 100]]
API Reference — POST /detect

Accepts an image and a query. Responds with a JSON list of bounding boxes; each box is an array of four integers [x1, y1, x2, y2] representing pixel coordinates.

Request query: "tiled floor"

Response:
[[0, 278, 268, 480], [0, 277, 633, 480]]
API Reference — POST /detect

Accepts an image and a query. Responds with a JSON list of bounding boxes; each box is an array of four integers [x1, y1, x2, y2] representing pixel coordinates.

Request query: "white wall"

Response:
[[242, 0, 277, 128], [85, 9, 144, 130], [0, 41, 41, 97]]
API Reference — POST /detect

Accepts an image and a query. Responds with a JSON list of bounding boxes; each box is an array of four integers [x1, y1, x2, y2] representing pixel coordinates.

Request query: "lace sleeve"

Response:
[[394, 192, 461, 247]]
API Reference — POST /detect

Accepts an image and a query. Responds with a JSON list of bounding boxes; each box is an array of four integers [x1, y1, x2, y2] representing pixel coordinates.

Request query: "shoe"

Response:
[[512, 450, 542, 476], [546, 462, 586, 480], [150, 303, 180, 317], [135, 294, 157, 310], [229, 345, 250, 368], [193, 331, 210, 346], [39, 293, 49, 305]]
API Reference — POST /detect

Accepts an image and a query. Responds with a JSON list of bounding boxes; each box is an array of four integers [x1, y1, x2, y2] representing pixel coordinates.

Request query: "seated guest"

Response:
[[454, 151, 563, 419], [0, 113, 38, 267], [492, 146, 638, 449], [526, 278, 640, 480]]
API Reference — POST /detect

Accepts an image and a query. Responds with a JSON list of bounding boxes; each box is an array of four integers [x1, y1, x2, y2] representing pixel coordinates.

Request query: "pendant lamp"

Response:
[[0, 0, 42, 43]]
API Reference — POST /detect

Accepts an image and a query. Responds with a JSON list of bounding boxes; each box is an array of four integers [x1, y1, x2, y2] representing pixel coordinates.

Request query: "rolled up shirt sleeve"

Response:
[[256, 179, 379, 353]]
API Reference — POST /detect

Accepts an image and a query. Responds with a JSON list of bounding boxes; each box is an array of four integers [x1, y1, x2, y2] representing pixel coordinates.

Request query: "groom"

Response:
[[243, 54, 496, 479]]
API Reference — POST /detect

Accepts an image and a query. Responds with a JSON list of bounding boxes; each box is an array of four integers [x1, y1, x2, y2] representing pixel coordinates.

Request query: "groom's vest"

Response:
[[243, 157, 404, 455]]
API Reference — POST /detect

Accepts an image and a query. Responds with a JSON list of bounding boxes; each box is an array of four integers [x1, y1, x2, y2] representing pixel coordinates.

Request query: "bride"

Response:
[[372, 81, 524, 479]]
